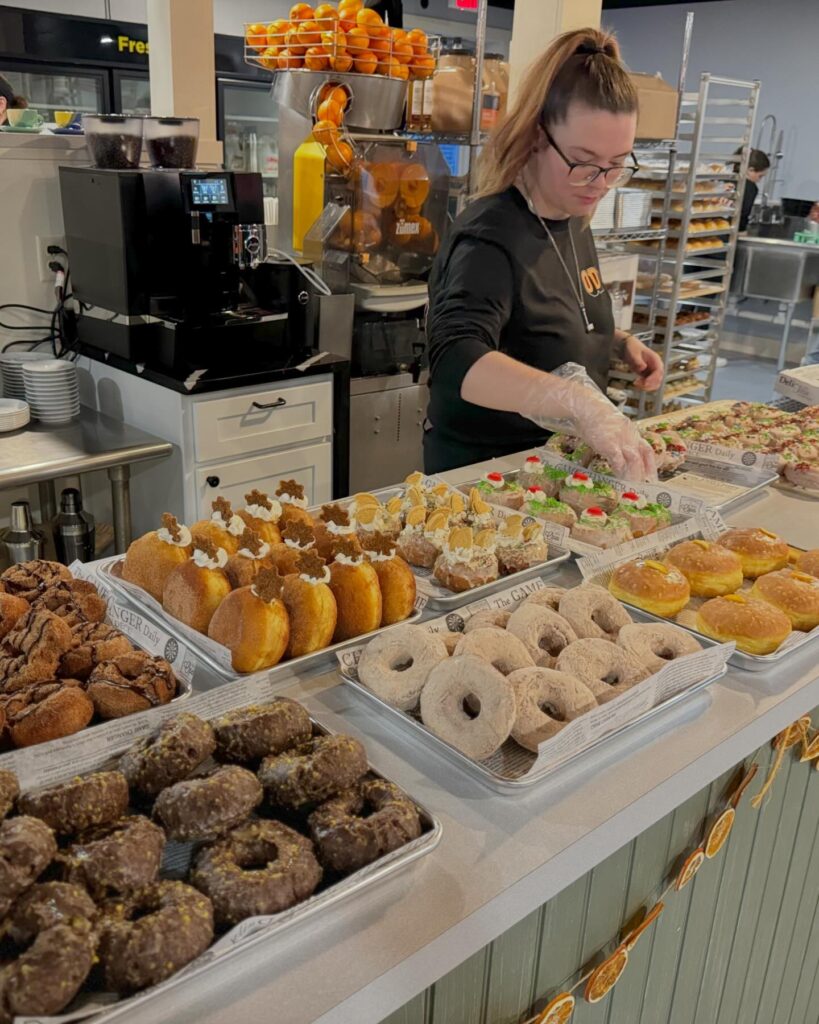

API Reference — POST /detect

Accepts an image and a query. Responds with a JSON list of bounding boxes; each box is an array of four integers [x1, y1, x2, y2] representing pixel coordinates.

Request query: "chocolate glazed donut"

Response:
[[7, 881, 97, 944], [119, 713, 216, 797], [212, 698, 313, 763], [153, 765, 263, 842], [0, 768, 20, 820], [18, 770, 129, 835], [259, 734, 368, 810], [0, 815, 57, 917], [59, 815, 166, 899], [86, 651, 178, 719]]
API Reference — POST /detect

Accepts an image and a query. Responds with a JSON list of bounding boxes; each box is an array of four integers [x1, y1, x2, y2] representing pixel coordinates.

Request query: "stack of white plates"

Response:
[[0, 398, 30, 433], [22, 359, 80, 424], [0, 350, 53, 399]]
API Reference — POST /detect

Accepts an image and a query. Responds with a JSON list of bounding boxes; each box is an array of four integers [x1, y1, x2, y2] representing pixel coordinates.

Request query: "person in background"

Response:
[[0, 74, 27, 125], [738, 148, 771, 231]]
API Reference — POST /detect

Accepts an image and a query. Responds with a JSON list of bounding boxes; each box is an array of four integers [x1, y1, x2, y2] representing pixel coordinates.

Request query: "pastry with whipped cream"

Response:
[[380, 496, 404, 540], [397, 508, 449, 569], [523, 489, 577, 529], [328, 537, 383, 642], [496, 517, 549, 575], [433, 526, 499, 592], [616, 491, 672, 538], [314, 502, 358, 560], [361, 532, 417, 626], [225, 528, 273, 589], [518, 454, 547, 490], [281, 551, 338, 657], [275, 479, 313, 528], [465, 488, 497, 529], [208, 566, 290, 672], [425, 482, 453, 510], [162, 537, 231, 634], [268, 520, 318, 576], [121, 513, 192, 603], [237, 489, 283, 546], [190, 497, 246, 557], [474, 471, 524, 510], [559, 471, 618, 514], [570, 507, 632, 549]]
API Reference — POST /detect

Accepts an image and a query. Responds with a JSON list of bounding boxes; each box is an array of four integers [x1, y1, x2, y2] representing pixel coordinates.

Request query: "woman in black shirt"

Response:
[[425, 28, 662, 480]]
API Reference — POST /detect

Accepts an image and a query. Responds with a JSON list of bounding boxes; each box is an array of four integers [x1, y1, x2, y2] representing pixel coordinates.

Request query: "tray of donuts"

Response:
[[0, 558, 194, 753], [0, 690, 440, 1024], [578, 516, 819, 671], [335, 577, 732, 792]]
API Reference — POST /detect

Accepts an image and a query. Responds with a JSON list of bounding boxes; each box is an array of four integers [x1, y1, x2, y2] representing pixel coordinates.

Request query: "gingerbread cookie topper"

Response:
[[331, 536, 363, 561], [212, 496, 233, 521], [321, 503, 350, 527], [254, 567, 284, 602], [362, 532, 396, 559], [244, 489, 272, 510], [276, 479, 305, 501], [296, 550, 327, 580], [197, 537, 220, 561], [160, 513, 182, 543], [238, 528, 264, 556], [282, 520, 316, 548]]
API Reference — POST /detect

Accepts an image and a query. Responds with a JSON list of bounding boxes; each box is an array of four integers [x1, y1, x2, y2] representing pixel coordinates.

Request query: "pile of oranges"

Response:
[[311, 82, 355, 175], [246, 2, 436, 80]]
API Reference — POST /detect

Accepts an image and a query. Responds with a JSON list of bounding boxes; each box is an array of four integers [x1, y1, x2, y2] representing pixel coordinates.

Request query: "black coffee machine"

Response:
[[59, 167, 309, 370]]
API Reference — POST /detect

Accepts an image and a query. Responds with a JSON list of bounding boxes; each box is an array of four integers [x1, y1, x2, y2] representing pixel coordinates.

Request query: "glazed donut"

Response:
[[795, 549, 819, 577], [463, 609, 511, 632], [522, 586, 568, 612], [717, 527, 790, 578], [419, 655, 516, 760], [59, 621, 133, 679], [357, 625, 449, 710], [608, 559, 691, 617], [507, 667, 597, 751], [664, 539, 743, 597], [119, 712, 216, 796], [153, 765, 263, 842], [0, 559, 71, 602], [308, 778, 422, 874], [506, 604, 578, 667], [18, 770, 129, 835], [86, 651, 177, 719], [695, 595, 792, 655], [0, 768, 19, 820], [0, 591, 30, 640], [556, 639, 648, 703], [750, 568, 819, 631], [617, 623, 703, 675], [453, 627, 535, 675], [3, 679, 95, 747], [0, 815, 57, 917], [30, 579, 107, 627], [558, 584, 633, 641], [259, 734, 368, 809], [7, 881, 97, 944], [191, 820, 322, 927], [60, 815, 166, 899], [213, 698, 312, 763], [96, 881, 214, 993], [0, 608, 75, 691]]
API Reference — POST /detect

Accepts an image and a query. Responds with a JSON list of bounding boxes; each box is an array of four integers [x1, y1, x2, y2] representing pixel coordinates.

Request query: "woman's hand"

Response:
[[622, 335, 664, 391]]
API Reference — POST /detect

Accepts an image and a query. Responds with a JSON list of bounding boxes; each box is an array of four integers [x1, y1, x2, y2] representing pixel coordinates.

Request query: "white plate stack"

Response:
[[22, 359, 80, 424], [0, 398, 30, 433], [0, 350, 53, 399]]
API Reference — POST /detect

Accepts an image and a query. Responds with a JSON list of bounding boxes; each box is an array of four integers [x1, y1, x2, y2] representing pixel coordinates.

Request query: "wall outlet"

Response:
[[35, 235, 66, 284]]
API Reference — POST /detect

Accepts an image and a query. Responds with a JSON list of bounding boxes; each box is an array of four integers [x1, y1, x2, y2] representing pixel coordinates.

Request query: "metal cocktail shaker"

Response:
[[1, 501, 46, 563], [53, 488, 95, 564]]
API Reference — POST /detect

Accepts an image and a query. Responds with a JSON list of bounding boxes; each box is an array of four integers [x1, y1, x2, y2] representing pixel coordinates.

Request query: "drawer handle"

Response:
[[251, 397, 287, 411], [206, 475, 220, 488]]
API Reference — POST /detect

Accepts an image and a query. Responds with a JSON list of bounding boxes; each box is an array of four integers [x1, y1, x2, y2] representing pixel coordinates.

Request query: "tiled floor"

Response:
[[711, 352, 780, 402]]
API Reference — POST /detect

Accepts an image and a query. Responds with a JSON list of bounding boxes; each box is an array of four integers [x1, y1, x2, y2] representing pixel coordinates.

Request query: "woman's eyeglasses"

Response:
[[543, 126, 639, 187]]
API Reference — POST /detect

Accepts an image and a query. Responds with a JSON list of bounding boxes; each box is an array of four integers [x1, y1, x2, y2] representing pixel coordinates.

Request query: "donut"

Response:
[[59, 815, 166, 900], [0, 559, 71, 602], [716, 527, 790, 578], [507, 667, 597, 751], [453, 627, 535, 674], [463, 609, 511, 632], [617, 623, 702, 675], [506, 604, 578, 667], [795, 549, 819, 577], [556, 639, 648, 703], [750, 569, 819, 631], [328, 540, 383, 642], [308, 778, 422, 874], [0, 815, 57, 917], [153, 765, 263, 842], [664, 539, 743, 597], [6, 881, 97, 944], [696, 595, 792, 655], [0, 608, 75, 691], [608, 559, 691, 617], [558, 584, 633, 641], [280, 551, 338, 657], [0, 768, 19, 820], [259, 734, 368, 809], [96, 881, 214, 993], [18, 771, 129, 835], [59, 621, 133, 679], [191, 820, 322, 927], [419, 655, 516, 760], [190, 498, 244, 557], [0, 591, 30, 640], [119, 713, 216, 797], [122, 515, 192, 603], [207, 571, 290, 673], [357, 625, 449, 710], [30, 579, 107, 627], [86, 651, 177, 719], [521, 586, 568, 612], [237, 490, 283, 547], [212, 698, 312, 763], [361, 534, 417, 626], [3, 679, 95, 747], [440, 632, 462, 654]]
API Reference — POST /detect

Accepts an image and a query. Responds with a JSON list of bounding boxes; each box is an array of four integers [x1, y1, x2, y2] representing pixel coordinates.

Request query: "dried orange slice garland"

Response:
[[704, 807, 736, 858], [584, 945, 629, 1004], [675, 848, 705, 890], [534, 992, 576, 1024]]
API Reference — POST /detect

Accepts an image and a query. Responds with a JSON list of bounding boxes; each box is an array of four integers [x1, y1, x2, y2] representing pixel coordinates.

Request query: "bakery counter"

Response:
[[80, 455, 819, 1024]]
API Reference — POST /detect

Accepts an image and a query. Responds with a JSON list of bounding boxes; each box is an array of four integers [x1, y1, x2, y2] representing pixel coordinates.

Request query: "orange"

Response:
[[278, 48, 304, 69], [675, 848, 705, 891], [314, 4, 339, 26], [388, 61, 409, 80], [338, 0, 362, 30], [410, 54, 436, 79], [285, 27, 306, 55], [400, 162, 431, 205], [356, 7, 386, 34], [319, 84, 349, 108], [321, 29, 347, 55], [346, 26, 370, 52], [351, 210, 382, 249], [266, 19, 290, 49], [304, 45, 329, 70], [406, 28, 428, 55], [623, 902, 664, 951], [393, 39, 413, 65], [534, 993, 575, 1024], [369, 35, 391, 55], [360, 161, 400, 207], [584, 946, 629, 1004], [246, 22, 268, 52], [290, 3, 315, 21], [391, 28, 408, 43], [705, 807, 735, 858], [312, 119, 339, 145], [259, 46, 280, 69], [331, 53, 354, 71], [297, 19, 322, 45], [326, 139, 354, 174], [353, 50, 378, 75], [317, 97, 344, 125], [377, 55, 401, 77]]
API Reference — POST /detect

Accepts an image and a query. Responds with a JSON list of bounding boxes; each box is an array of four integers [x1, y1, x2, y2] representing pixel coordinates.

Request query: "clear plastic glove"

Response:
[[519, 363, 658, 482]]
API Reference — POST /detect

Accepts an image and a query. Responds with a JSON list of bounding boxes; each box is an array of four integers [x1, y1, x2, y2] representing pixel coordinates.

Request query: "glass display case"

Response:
[[217, 77, 279, 196]]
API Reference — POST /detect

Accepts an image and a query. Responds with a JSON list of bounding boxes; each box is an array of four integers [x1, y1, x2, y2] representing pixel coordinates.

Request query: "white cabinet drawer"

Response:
[[192, 379, 333, 463], [194, 441, 332, 520]]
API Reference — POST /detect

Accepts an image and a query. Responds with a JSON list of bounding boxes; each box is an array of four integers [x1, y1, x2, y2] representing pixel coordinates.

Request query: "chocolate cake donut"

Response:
[[0, 608, 75, 690], [0, 768, 19, 819], [153, 765, 262, 842], [30, 579, 107, 627], [191, 819, 323, 926], [18, 770, 129, 835], [60, 815, 166, 899], [7, 881, 97, 944], [86, 651, 177, 719], [213, 698, 312, 763], [259, 734, 369, 809], [0, 815, 57, 917], [119, 712, 216, 797], [59, 621, 133, 679], [308, 778, 422, 874], [3, 679, 95, 747], [0, 559, 71, 602]]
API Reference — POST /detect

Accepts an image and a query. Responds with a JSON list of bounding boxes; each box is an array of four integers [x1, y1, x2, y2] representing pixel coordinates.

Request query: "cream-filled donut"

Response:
[[356, 625, 449, 710], [558, 584, 633, 641], [506, 604, 578, 667], [556, 638, 648, 703], [452, 627, 534, 675], [508, 667, 597, 751]]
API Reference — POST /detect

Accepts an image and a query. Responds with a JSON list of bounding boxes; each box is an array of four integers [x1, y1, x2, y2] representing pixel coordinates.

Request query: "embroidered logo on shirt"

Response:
[[581, 266, 605, 298]]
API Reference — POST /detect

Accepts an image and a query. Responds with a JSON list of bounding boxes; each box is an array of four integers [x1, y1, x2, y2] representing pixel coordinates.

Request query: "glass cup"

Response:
[[54, 110, 76, 128], [7, 108, 44, 128]]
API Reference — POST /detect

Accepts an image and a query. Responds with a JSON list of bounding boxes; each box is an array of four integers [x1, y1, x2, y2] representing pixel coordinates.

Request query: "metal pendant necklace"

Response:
[[519, 177, 595, 333]]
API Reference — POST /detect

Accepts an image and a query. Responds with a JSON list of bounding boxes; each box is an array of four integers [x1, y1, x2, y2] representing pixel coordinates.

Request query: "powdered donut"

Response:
[[453, 627, 534, 676], [556, 638, 648, 703], [617, 622, 702, 675], [507, 667, 597, 751], [506, 604, 578, 667], [463, 609, 511, 633], [357, 625, 449, 710], [419, 654, 516, 760], [521, 586, 568, 612], [558, 584, 633, 641], [440, 632, 462, 654]]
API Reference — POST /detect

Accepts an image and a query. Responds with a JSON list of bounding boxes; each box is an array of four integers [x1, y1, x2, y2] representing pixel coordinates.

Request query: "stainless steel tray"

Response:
[[98, 557, 424, 682]]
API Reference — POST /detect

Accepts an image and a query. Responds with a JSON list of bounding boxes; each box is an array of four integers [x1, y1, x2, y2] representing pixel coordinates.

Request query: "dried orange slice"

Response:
[[534, 992, 575, 1024], [625, 902, 665, 949], [675, 848, 705, 890], [705, 807, 735, 858], [584, 945, 628, 1003]]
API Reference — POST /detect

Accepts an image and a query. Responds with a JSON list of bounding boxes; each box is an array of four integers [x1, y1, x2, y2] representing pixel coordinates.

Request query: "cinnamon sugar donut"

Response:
[[18, 770, 129, 835], [259, 734, 368, 809], [453, 627, 535, 675], [521, 586, 568, 612], [558, 584, 633, 641], [0, 608, 75, 690], [556, 638, 648, 704], [30, 579, 107, 627], [508, 667, 597, 751], [0, 591, 29, 640], [463, 609, 511, 632], [617, 623, 702, 675], [191, 820, 322, 926], [86, 651, 177, 719], [0, 815, 57, 917], [7, 881, 97, 944], [212, 698, 312, 763], [59, 621, 133, 679], [506, 604, 578, 667], [119, 712, 216, 796], [60, 815, 166, 899], [3, 679, 95, 747], [0, 768, 19, 819], [0, 559, 71, 602], [153, 765, 262, 842], [357, 625, 449, 710]]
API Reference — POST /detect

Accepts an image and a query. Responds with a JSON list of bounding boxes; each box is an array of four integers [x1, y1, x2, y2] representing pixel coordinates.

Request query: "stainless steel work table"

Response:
[[0, 407, 172, 551], [84, 452, 819, 1024]]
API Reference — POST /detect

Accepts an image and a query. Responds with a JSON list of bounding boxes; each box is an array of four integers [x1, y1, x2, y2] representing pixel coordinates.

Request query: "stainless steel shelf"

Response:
[[593, 226, 666, 242]]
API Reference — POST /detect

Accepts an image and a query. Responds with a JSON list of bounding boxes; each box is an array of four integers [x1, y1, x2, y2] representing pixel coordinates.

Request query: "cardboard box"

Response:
[[599, 253, 639, 332], [429, 53, 508, 135], [774, 364, 819, 405], [629, 72, 678, 141]]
